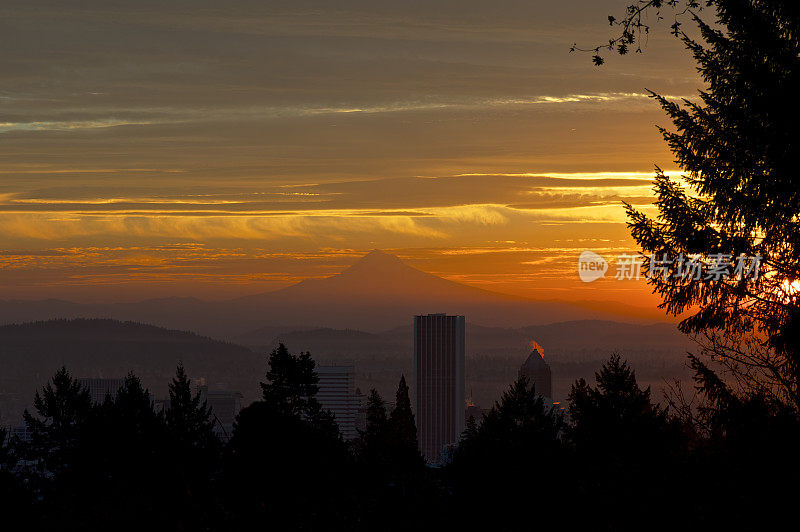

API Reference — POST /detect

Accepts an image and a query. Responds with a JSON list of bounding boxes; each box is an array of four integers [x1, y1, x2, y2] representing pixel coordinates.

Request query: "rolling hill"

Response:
[[0, 319, 263, 426]]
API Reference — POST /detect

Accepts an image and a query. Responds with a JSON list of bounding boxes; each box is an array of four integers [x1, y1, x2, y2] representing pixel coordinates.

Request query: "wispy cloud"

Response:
[[0, 167, 185, 174], [454, 171, 678, 181], [0, 119, 154, 133]]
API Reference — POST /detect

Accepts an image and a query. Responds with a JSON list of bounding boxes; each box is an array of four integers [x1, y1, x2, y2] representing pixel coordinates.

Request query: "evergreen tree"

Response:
[[355, 385, 434, 531], [384, 376, 425, 472], [225, 345, 353, 529], [303, 392, 341, 438], [260, 343, 318, 413], [23, 366, 92, 475], [260, 343, 330, 424], [475, 376, 562, 450], [462, 415, 478, 441], [0, 427, 32, 526], [585, 6, 800, 525], [365, 388, 387, 428], [0, 427, 9, 468], [76, 373, 173, 530], [620, 0, 800, 406], [568, 355, 674, 451], [165, 363, 220, 530], [388, 375, 418, 452], [165, 362, 215, 449], [566, 355, 685, 531], [358, 388, 389, 469], [23, 370, 175, 530], [111, 372, 162, 433], [450, 376, 565, 531]]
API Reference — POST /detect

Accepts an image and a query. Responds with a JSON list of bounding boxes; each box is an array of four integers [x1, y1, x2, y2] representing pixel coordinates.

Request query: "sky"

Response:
[[0, 0, 703, 306]]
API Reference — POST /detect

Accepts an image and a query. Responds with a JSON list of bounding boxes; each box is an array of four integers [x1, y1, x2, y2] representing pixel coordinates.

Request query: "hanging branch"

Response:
[[570, 0, 715, 65]]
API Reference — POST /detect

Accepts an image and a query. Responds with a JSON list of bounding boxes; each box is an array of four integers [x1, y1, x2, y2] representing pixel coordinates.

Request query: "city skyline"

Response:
[[0, 1, 795, 529]]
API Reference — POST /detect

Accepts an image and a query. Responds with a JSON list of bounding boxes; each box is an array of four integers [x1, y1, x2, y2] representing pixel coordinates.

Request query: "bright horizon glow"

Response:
[[0, 1, 697, 310]]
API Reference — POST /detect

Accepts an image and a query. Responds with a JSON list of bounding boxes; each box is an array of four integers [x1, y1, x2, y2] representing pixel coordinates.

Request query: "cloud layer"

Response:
[[0, 0, 698, 303]]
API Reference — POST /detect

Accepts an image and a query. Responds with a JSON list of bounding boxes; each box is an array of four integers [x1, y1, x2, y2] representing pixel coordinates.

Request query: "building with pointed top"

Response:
[[519, 341, 552, 400]]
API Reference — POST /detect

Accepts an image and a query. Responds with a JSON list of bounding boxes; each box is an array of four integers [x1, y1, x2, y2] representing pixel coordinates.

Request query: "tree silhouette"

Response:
[[388, 375, 419, 454], [0, 427, 9, 468], [567, 355, 686, 531], [365, 388, 387, 428], [617, 1, 800, 407], [462, 415, 478, 441], [388, 376, 426, 474], [0, 426, 32, 520], [110, 373, 163, 437], [74, 373, 172, 529], [23, 366, 92, 477], [355, 389, 390, 472], [18, 368, 182, 530], [259, 343, 338, 435], [358, 381, 424, 472], [582, 5, 800, 524], [165, 363, 220, 530], [450, 376, 565, 531], [572, 1, 717, 64], [225, 345, 352, 529], [354, 384, 435, 531], [166, 362, 215, 449], [677, 353, 800, 530], [568, 355, 677, 450], [260, 343, 319, 415], [459, 376, 563, 459], [386, 376, 425, 475]]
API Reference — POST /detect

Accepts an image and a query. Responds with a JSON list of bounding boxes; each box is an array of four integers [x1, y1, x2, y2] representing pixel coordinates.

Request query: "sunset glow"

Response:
[[0, 1, 696, 310]]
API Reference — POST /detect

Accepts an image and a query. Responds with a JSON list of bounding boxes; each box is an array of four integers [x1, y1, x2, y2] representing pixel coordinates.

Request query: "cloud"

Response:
[[454, 171, 675, 181], [0, 119, 154, 133], [0, 0, 696, 300], [0, 212, 448, 242], [0, 173, 659, 215]]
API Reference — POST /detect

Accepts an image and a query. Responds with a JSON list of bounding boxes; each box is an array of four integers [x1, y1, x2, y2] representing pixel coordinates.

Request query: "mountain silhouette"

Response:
[[228, 249, 671, 332], [237, 249, 527, 303], [0, 250, 667, 336]]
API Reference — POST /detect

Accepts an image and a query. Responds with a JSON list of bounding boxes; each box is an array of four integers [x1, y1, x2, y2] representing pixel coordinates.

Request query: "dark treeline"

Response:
[[2, 344, 798, 531]]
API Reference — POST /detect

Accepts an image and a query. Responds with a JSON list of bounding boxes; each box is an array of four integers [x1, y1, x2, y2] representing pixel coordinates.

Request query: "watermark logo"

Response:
[[578, 250, 608, 282], [577, 251, 762, 282]]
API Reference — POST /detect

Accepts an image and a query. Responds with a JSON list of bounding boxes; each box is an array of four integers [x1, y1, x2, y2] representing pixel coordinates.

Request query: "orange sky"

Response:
[[0, 1, 700, 312]]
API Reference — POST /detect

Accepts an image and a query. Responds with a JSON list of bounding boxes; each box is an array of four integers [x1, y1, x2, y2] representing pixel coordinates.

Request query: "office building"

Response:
[[317, 365, 359, 440], [519, 341, 552, 400], [413, 313, 465, 463]]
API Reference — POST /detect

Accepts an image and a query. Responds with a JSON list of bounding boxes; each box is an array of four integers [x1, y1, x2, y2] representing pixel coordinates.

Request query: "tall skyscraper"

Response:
[[316, 365, 359, 440], [77, 378, 125, 404], [413, 313, 465, 463], [519, 341, 552, 400]]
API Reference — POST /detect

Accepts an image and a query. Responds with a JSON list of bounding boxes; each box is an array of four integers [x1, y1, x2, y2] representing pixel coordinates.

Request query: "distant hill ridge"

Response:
[[0, 318, 264, 426], [235, 318, 691, 364], [0, 318, 227, 342]]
